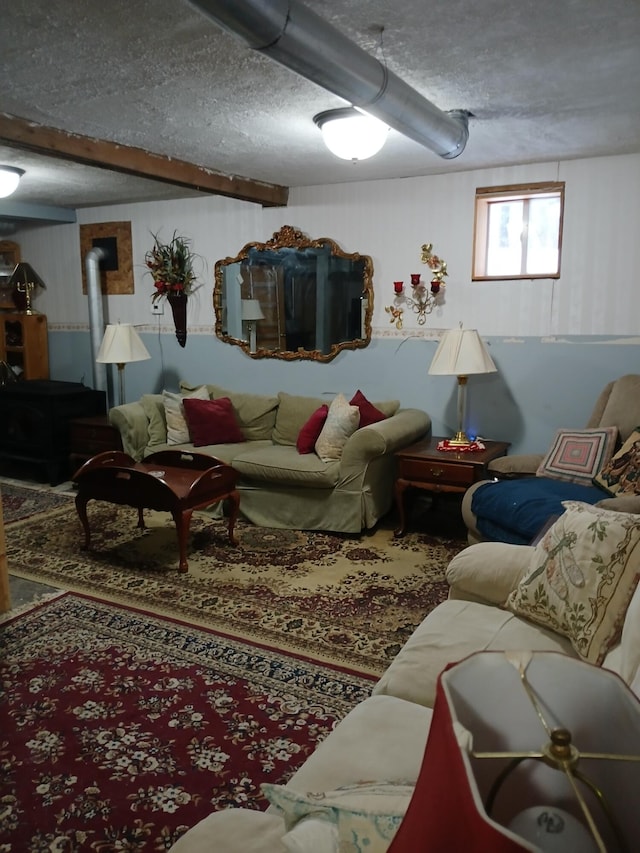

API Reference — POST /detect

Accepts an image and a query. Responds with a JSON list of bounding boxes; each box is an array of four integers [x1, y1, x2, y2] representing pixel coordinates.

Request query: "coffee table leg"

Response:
[[172, 509, 193, 573], [75, 493, 92, 549], [227, 490, 240, 545]]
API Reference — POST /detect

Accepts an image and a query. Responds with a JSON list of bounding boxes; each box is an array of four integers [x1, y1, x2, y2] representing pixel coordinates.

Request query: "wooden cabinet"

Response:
[[0, 312, 49, 380]]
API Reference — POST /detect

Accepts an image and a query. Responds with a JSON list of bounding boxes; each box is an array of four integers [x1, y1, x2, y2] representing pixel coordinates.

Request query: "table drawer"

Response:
[[70, 423, 121, 453], [399, 457, 477, 487]]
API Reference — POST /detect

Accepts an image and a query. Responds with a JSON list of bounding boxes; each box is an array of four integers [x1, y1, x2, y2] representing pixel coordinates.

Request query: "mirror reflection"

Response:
[[213, 225, 373, 362]]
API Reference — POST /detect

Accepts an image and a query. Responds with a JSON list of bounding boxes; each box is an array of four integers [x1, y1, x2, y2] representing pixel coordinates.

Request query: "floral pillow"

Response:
[[315, 394, 360, 462], [593, 428, 640, 497], [262, 781, 413, 853], [505, 501, 640, 664], [535, 427, 618, 486]]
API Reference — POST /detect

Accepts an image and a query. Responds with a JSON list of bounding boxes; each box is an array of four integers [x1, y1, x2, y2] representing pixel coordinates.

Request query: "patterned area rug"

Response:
[[3, 484, 466, 675], [0, 481, 72, 523], [0, 593, 374, 851]]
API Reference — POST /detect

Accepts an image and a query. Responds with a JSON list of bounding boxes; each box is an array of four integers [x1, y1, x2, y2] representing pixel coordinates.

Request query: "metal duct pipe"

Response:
[[188, 0, 469, 159], [85, 247, 108, 394]]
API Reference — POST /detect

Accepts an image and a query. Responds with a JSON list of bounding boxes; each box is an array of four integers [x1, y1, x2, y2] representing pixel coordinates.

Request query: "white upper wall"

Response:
[[15, 151, 640, 339]]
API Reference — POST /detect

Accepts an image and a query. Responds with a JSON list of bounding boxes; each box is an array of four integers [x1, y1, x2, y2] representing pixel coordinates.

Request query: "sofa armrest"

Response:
[[340, 409, 431, 468], [596, 495, 640, 514], [109, 401, 150, 462], [446, 541, 533, 605], [488, 453, 544, 478]]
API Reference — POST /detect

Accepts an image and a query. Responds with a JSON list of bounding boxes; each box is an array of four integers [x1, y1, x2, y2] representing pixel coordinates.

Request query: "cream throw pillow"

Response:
[[163, 385, 209, 445], [505, 501, 640, 664], [315, 393, 360, 462]]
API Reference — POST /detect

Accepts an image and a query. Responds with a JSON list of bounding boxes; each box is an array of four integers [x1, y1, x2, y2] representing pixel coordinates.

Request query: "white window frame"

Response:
[[472, 182, 565, 281]]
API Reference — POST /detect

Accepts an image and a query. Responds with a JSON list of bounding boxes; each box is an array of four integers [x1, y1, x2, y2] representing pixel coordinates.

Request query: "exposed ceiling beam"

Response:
[[0, 113, 289, 208]]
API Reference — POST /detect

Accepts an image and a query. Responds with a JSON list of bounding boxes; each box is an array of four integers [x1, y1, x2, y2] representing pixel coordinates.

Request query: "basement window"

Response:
[[472, 182, 564, 280]]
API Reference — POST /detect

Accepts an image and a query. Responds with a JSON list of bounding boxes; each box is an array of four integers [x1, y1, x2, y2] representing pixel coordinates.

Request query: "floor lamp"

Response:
[[96, 323, 151, 407], [428, 327, 497, 446]]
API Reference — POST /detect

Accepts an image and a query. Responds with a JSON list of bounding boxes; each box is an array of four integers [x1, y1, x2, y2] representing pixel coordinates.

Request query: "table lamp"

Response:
[[388, 652, 640, 852], [428, 326, 497, 446], [8, 262, 47, 314], [241, 298, 264, 352], [96, 323, 150, 406]]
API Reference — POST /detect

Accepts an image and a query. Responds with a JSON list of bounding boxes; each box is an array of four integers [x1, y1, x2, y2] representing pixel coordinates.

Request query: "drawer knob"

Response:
[[431, 467, 443, 477]]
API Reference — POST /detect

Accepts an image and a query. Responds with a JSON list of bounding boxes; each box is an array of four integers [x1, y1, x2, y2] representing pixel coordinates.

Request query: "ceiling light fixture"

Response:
[[314, 107, 389, 161], [0, 166, 24, 199]]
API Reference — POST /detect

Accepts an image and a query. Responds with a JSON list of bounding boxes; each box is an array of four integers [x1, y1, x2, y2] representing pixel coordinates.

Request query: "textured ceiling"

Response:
[[1, 0, 640, 214]]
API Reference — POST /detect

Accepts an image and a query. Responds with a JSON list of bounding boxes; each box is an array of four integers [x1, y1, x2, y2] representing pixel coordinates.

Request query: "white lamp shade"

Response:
[[241, 299, 265, 321], [428, 328, 497, 376], [314, 108, 389, 161], [0, 166, 24, 199], [96, 324, 151, 364]]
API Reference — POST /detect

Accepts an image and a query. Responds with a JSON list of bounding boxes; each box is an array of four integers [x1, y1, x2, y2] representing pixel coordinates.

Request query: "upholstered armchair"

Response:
[[462, 374, 640, 544]]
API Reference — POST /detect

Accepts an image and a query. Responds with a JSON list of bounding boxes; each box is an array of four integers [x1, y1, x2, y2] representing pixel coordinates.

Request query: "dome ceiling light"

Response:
[[188, 0, 469, 160], [0, 166, 24, 199], [313, 107, 389, 161]]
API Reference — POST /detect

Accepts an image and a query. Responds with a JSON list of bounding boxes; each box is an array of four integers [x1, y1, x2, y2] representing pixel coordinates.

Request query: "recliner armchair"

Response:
[[462, 374, 640, 544]]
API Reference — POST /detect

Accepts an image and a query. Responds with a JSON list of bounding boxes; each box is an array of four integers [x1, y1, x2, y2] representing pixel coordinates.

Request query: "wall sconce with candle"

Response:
[[385, 243, 448, 329]]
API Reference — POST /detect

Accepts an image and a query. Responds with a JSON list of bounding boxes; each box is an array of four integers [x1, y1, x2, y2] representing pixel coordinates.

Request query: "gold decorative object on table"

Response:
[[384, 242, 448, 328]]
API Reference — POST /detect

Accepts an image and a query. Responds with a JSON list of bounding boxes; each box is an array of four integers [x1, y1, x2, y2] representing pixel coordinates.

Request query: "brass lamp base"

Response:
[[447, 431, 473, 447]]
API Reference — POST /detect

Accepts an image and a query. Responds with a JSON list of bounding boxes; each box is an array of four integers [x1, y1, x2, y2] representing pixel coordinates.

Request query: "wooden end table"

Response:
[[73, 449, 239, 573], [394, 436, 510, 537], [69, 415, 123, 473]]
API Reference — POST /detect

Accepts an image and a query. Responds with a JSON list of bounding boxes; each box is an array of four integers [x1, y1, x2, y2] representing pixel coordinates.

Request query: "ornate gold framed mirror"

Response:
[[213, 225, 373, 362]]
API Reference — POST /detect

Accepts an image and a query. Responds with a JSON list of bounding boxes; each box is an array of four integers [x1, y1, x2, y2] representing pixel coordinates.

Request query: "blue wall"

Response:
[[50, 329, 638, 456]]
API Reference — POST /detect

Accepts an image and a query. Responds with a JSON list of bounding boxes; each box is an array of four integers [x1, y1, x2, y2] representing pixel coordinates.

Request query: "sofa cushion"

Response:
[[593, 427, 640, 497], [315, 394, 360, 462], [536, 426, 618, 486], [445, 542, 533, 605], [163, 386, 209, 445], [349, 390, 388, 428], [141, 393, 167, 446], [296, 405, 329, 454], [372, 599, 574, 708], [180, 381, 279, 441], [273, 392, 328, 446], [505, 500, 640, 664], [263, 781, 412, 853], [232, 445, 341, 488], [183, 396, 245, 446], [471, 477, 605, 545]]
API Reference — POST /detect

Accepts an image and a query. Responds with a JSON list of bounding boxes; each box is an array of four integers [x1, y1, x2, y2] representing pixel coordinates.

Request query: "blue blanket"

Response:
[[471, 477, 606, 545]]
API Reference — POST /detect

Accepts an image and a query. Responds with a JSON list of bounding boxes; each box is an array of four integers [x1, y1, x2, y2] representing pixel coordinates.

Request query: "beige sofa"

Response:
[[169, 500, 640, 851], [109, 381, 430, 533]]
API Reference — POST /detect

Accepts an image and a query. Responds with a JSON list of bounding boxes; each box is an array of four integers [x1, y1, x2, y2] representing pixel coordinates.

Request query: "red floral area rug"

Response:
[[0, 593, 375, 851]]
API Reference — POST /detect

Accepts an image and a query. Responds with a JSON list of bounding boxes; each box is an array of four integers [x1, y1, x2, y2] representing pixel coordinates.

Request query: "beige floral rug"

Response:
[[4, 488, 467, 675]]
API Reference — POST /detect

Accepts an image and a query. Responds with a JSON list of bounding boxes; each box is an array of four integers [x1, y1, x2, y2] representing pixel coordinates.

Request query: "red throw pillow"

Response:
[[296, 404, 329, 453], [349, 389, 387, 428], [183, 396, 245, 446]]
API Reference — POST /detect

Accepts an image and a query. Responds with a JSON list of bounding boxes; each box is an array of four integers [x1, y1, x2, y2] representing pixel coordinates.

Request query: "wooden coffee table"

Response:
[[73, 449, 239, 573]]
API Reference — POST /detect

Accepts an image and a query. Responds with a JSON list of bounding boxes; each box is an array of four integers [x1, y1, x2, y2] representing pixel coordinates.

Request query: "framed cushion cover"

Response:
[[505, 500, 640, 664], [593, 427, 640, 497], [536, 427, 618, 486]]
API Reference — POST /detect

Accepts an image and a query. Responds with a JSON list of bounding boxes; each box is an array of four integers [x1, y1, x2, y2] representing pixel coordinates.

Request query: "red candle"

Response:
[[410, 273, 421, 286], [430, 279, 441, 294], [394, 281, 404, 294]]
